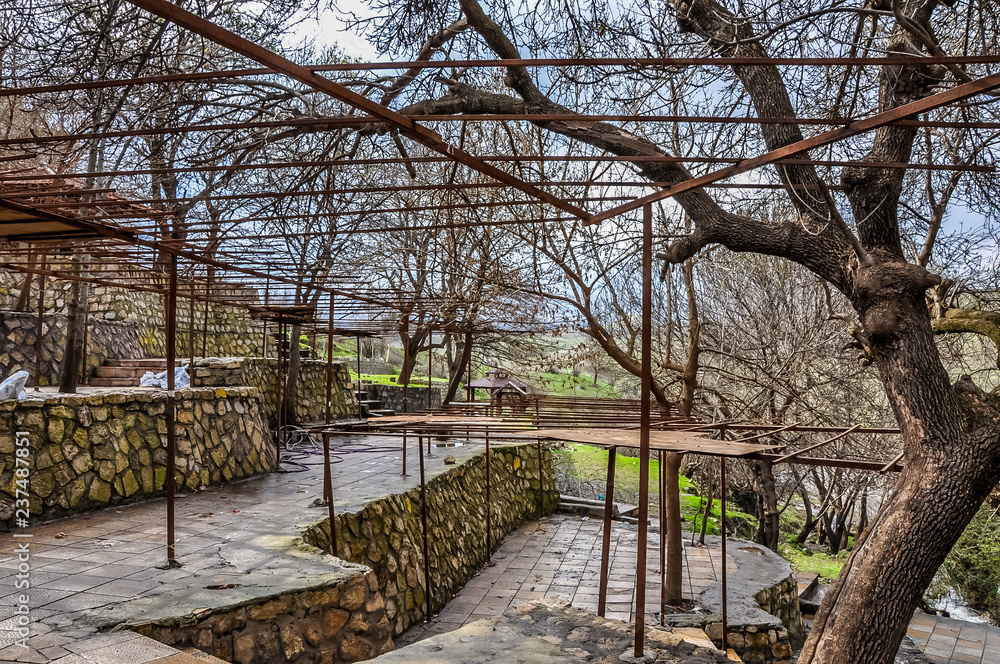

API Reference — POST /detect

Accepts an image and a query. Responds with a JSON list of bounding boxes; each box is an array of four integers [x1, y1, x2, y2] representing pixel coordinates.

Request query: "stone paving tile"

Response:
[[398, 513, 1000, 664], [0, 434, 522, 662]]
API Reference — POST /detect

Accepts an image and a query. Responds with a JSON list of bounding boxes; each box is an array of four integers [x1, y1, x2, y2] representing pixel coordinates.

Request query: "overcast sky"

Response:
[[288, 2, 382, 60]]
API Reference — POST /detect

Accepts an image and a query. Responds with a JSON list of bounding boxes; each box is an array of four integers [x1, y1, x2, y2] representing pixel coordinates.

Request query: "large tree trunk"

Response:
[[662, 452, 684, 604], [443, 333, 470, 404], [754, 460, 781, 551], [799, 275, 1000, 664], [58, 255, 89, 394], [282, 323, 302, 426]]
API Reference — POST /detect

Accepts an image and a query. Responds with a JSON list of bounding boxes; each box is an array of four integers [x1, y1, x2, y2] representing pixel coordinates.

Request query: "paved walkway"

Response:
[[907, 613, 1000, 664], [400, 514, 1000, 664], [0, 433, 499, 663], [399, 514, 736, 645]]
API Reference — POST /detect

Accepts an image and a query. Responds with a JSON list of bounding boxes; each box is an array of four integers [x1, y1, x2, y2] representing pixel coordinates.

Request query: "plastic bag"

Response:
[[0, 371, 29, 400], [175, 365, 190, 389], [139, 365, 189, 389]]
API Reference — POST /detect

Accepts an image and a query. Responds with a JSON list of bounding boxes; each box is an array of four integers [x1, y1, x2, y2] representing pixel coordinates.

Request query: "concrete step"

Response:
[[88, 376, 140, 387], [671, 628, 741, 661], [369, 408, 396, 417], [104, 358, 184, 367], [558, 495, 621, 519], [177, 647, 231, 664], [95, 365, 161, 379], [796, 572, 819, 597]]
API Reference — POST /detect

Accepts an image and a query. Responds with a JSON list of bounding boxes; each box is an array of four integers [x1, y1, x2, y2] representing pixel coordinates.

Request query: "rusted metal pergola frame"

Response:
[[3, 0, 1000, 653], [303, 398, 903, 649]]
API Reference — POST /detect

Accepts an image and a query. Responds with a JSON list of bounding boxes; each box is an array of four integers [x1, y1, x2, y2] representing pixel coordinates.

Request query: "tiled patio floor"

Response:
[[399, 514, 732, 644], [0, 433, 503, 663], [400, 514, 1000, 664], [907, 612, 1000, 664]]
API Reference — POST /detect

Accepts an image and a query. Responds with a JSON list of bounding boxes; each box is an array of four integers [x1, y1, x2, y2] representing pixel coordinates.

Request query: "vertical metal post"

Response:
[[188, 284, 196, 375], [262, 267, 270, 359], [427, 327, 433, 411], [356, 334, 363, 420], [418, 428, 432, 622], [33, 253, 46, 391], [465, 330, 473, 402], [323, 432, 337, 554], [80, 296, 90, 385], [326, 294, 334, 425], [201, 275, 210, 359], [402, 316, 409, 414], [659, 449, 666, 623], [634, 203, 653, 658], [536, 440, 544, 518], [401, 431, 408, 477], [165, 252, 178, 566], [276, 320, 285, 454], [598, 445, 617, 617], [485, 428, 491, 557], [720, 427, 729, 653]]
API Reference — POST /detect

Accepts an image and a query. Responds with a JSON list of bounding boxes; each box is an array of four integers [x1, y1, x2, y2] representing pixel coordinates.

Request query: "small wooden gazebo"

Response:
[[470, 366, 529, 411]]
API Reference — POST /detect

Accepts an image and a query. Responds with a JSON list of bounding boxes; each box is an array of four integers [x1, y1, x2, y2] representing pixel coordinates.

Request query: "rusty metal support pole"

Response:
[[356, 334, 363, 420], [276, 320, 285, 454], [262, 267, 270, 359], [188, 286, 196, 374], [418, 429, 432, 622], [80, 298, 90, 385], [536, 440, 544, 518], [427, 327, 433, 404], [402, 316, 409, 414], [466, 330, 473, 402], [597, 445, 617, 617], [33, 252, 46, 391], [720, 430, 729, 653], [659, 449, 666, 624], [165, 252, 178, 565], [401, 431, 408, 477], [326, 294, 334, 425], [323, 433, 337, 554], [201, 274, 210, 359], [634, 203, 653, 658], [485, 428, 491, 558]]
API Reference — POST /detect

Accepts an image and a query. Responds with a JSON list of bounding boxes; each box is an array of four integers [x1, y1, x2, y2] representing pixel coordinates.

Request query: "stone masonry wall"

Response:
[[0, 311, 151, 386], [128, 567, 394, 664], [303, 443, 560, 636], [0, 267, 265, 383], [332, 358, 393, 376], [0, 387, 276, 526], [221, 359, 355, 424], [702, 574, 803, 664], [362, 384, 443, 413]]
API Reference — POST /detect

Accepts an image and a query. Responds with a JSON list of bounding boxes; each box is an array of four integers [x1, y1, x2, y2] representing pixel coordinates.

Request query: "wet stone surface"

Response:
[[369, 598, 731, 664]]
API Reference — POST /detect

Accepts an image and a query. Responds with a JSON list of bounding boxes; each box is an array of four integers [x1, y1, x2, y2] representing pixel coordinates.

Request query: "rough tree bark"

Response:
[[402, 1, 1000, 662]]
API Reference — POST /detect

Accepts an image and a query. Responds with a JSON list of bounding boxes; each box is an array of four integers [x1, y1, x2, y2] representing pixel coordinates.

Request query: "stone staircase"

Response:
[[89, 358, 182, 387], [355, 385, 396, 418]]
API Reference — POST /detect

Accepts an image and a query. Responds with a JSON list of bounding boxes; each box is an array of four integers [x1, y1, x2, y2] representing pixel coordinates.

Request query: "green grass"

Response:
[[555, 444, 755, 537], [778, 542, 849, 583], [532, 371, 621, 398], [351, 371, 450, 387]]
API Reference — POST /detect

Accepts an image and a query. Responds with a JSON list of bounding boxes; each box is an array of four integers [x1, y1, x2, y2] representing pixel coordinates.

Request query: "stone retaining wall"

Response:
[[0, 387, 276, 526], [691, 538, 805, 664], [1, 266, 266, 383], [128, 567, 394, 664], [0, 311, 153, 386], [362, 384, 443, 413], [303, 443, 560, 636], [191, 357, 356, 423], [334, 358, 393, 376]]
